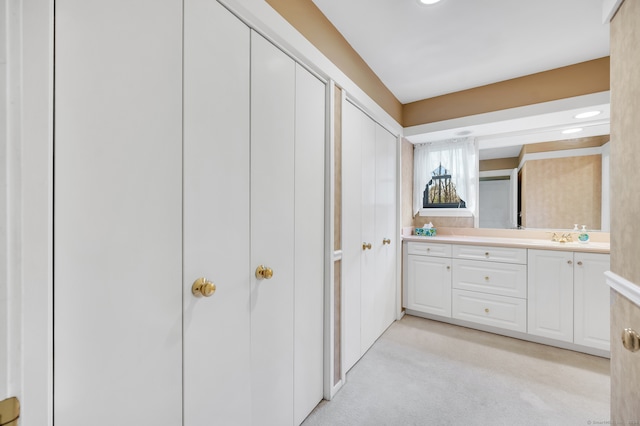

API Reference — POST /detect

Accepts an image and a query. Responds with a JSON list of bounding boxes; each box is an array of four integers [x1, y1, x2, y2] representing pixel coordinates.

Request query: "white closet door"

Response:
[[293, 64, 326, 425], [366, 124, 397, 347], [54, 1, 183, 424], [359, 116, 378, 353], [250, 31, 296, 426], [183, 1, 251, 424], [342, 101, 364, 371]]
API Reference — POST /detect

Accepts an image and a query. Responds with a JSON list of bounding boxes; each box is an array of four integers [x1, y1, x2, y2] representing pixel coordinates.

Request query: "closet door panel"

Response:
[[359, 116, 378, 353], [293, 65, 326, 425], [342, 101, 364, 372], [54, 1, 183, 424], [183, 1, 251, 424], [372, 125, 397, 342], [250, 31, 296, 426]]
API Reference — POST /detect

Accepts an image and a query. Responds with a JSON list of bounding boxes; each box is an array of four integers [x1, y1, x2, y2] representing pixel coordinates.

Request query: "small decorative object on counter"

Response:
[[415, 222, 436, 236], [578, 225, 590, 244]]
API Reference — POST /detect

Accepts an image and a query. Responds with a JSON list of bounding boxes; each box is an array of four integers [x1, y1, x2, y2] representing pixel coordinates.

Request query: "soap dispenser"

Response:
[[578, 225, 590, 244]]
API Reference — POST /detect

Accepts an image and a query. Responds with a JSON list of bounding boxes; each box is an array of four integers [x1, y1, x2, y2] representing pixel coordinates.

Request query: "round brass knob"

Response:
[[622, 328, 640, 352], [485, 252, 490, 257], [382, 238, 391, 245], [192, 277, 216, 297], [362, 242, 372, 250], [567, 260, 573, 265], [255, 265, 274, 280], [484, 308, 490, 314], [577, 261, 583, 266]]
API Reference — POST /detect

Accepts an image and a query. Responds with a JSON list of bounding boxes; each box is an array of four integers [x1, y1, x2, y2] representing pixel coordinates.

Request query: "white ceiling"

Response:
[[311, 0, 611, 157], [311, 0, 610, 104]]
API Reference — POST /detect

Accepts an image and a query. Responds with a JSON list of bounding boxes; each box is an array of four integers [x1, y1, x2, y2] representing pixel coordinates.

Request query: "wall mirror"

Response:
[[404, 93, 611, 232]]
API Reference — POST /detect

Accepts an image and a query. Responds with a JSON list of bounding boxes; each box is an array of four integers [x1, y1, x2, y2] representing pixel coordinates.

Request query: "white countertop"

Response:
[[402, 234, 610, 254]]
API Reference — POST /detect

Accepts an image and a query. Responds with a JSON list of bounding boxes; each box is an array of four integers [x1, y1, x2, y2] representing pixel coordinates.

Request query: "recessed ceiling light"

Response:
[[562, 128, 583, 134], [574, 110, 601, 119], [418, 0, 442, 4]]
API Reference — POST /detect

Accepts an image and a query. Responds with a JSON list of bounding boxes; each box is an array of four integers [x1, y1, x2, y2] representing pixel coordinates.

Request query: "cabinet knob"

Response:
[[446, 265, 451, 270], [362, 242, 372, 250], [567, 260, 573, 265], [192, 277, 216, 298], [484, 308, 490, 314], [577, 261, 583, 266], [382, 238, 391, 245], [485, 252, 490, 257], [484, 276, 490, 281], [255, 265, 274, 280]]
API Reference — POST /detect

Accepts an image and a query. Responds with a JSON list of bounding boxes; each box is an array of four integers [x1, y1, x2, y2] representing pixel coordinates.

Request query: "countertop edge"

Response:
[[401, 235, 610, 254]]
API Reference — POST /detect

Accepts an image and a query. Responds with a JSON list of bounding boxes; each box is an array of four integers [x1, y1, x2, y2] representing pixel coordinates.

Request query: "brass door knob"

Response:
[[382, 238, 391, 245], [255, 265, 274, 280], [622, 328, 640, 352], [362, 242, 372, 250], [192, 277, 216, 297]]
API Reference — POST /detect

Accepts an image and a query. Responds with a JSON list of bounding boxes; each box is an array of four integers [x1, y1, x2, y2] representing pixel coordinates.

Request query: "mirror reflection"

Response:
[[478, 135, 610, 231]]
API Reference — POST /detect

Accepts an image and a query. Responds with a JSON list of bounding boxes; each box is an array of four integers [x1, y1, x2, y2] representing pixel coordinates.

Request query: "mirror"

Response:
[[404, 94, 611, 232], [478, 135, 610, 231]]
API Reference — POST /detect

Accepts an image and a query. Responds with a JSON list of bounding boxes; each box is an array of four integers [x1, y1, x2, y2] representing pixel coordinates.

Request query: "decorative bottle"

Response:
[[578, 225, 590, 244]]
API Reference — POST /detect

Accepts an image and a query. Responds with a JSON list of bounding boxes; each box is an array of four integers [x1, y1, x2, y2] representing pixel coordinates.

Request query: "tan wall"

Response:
[[610, 0, 640, 422], [404, 58, 610, 126], [479, 157, 519, 172], [520, 155, 602, 230]]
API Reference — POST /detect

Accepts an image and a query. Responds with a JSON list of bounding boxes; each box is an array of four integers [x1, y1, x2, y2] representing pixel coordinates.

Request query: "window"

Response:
[[413, 138, 478, 217]]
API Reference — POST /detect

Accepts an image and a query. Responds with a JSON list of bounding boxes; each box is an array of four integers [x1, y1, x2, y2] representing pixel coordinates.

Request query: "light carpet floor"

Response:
[[303, 315, 610, 426]]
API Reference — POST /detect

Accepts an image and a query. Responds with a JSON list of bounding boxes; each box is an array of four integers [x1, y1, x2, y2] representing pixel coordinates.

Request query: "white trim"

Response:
[[517, 145, 604, 171], [603, 0, 625, 23], [479, 169, 513, 178], [395, 135, 403, 321], [419, 208, 474, 217], [606, 271, 640, 308]]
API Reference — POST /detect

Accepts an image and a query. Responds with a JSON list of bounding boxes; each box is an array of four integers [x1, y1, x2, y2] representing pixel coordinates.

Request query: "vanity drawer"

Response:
[[407, 242, 452, 258], [452, 244, 526, 264], [452, 289, 527, 333], [452, 259, 527, 298]]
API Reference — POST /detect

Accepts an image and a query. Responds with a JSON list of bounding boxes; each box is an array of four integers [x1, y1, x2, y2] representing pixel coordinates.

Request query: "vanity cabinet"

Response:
[[406, 243, 452, 317], [452, 246, 527, 333], [404, 240, 611, 356], [527, 249, 610, 350]]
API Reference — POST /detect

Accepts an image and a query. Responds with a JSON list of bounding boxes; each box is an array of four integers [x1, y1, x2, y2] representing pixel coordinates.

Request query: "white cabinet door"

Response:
[[250, 31, 296, 426], [183, 1, 251, 424], [342, 100, 364, 372], [528, 249, 574, 342], [407, 255, 452, 317], [54, 1, 183, 424], [293, 64, 325, 425], [574, 253, 611, 350]]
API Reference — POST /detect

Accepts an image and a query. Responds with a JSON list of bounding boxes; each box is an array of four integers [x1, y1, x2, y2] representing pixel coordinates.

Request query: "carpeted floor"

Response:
[[303, 315, 610, 426]]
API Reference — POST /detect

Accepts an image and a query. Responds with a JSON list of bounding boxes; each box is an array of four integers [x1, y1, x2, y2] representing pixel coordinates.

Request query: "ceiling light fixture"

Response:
[[574, 110, 601, 119], [418, 0, 442, 5], [562, 128, 583, 134]]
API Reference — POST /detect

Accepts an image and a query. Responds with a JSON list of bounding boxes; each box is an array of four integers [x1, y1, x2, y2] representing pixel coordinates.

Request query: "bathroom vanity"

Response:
[[403, 233, 611, 357]]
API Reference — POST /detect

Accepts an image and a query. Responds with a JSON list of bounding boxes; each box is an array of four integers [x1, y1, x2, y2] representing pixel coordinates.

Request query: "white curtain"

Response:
[[413, 137, 478, 216]]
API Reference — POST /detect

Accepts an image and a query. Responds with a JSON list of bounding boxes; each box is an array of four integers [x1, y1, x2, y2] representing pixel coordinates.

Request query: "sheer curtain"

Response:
[[413, 137, 478, 217]]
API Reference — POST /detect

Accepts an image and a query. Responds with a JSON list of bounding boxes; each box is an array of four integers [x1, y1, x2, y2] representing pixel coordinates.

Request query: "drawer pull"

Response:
[[485, 252, 490, 257], [567, 260, 573, 265], [446, 265, 451, 270], [577, 261, 583, 266], [484, 276, 490, 281], [484, 308, 490, 314], [426, 247, 431, 252]]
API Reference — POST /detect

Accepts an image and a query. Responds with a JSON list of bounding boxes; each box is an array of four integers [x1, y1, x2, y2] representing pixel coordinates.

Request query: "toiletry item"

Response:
[[578, 225, 589, 244], [573, 224, 579, 232]]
